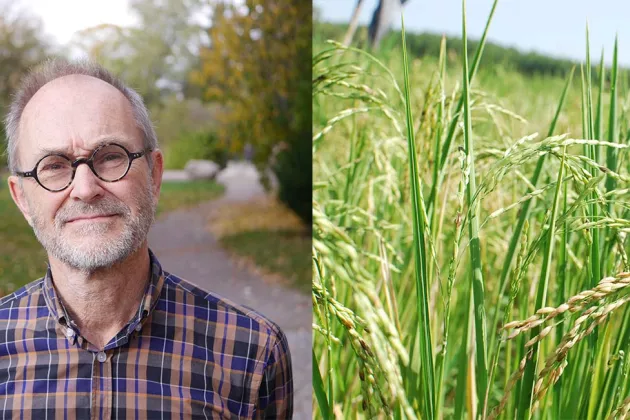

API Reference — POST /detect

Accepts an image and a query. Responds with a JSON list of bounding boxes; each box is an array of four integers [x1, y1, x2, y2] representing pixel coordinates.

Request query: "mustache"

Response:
[[55, 198, 131, 227]]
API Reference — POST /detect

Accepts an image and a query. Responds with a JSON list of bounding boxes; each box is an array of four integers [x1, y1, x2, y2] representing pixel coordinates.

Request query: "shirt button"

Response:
[[97, 351, 107, 363], [135, 323, 142, 332], [65, 328, 75, 338]]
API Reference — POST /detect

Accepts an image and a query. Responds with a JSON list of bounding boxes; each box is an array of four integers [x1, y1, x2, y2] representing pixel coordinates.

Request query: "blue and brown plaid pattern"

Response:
[[0, 250, 293, 419]]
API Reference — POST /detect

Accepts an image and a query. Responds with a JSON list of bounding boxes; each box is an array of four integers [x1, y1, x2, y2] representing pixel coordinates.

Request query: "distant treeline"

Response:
[[315, 22, 627, 82]]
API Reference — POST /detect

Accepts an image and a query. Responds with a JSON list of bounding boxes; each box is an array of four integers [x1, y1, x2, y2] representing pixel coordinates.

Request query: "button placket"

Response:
[[92, 349, 113, 418]]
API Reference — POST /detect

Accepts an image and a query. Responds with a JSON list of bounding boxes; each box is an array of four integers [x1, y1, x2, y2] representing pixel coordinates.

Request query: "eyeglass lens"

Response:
[[37, 144, 130, 190]]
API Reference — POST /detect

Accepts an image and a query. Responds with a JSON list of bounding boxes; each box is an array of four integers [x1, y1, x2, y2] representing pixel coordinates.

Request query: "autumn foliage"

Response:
[[190, 0, 312, 223]]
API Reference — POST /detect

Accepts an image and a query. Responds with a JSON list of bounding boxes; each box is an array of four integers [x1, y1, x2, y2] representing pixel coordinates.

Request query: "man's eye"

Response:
[[41, 163, 66, 171], [100, 153, 125, 162], [106, 153, 124, 161]]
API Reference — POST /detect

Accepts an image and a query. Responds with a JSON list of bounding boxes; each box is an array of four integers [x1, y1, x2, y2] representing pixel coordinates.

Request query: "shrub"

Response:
[[272, 131, 312, 226], [163, 131, 229, 170]]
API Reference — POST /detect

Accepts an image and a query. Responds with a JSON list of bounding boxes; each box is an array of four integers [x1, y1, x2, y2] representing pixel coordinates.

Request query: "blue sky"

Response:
[[314, 0, 630, 67]]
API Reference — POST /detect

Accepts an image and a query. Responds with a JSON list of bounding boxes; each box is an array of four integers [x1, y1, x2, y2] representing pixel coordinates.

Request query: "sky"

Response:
[[314, 0, 630, 67], [10, 0, 138, 46], [7, 0, 630, 67]]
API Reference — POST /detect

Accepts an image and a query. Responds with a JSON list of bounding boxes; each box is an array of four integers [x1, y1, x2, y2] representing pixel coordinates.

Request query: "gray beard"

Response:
[[27, 183, 155, 274]]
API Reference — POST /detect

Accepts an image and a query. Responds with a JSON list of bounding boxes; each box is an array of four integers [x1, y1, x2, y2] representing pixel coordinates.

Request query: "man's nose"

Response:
[[68, 163, 105, 202]]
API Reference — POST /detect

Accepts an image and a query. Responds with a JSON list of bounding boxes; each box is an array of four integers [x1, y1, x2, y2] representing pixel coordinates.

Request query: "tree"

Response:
[[66, 0, 221, 148], [190, 0, 312, 224], [0, 2, 51, 165], [343, 0, 366, 46], [344, 0, 412, 49], [68, 0, 211, 108]]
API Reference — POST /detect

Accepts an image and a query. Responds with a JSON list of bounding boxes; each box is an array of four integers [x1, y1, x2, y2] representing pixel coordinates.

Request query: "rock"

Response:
[[184, 160, 221, 180]]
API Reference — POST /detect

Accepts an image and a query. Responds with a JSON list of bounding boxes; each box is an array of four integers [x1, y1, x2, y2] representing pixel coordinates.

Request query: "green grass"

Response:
[[0, 180, 224, 293], [313, 2, 630, 418], [0, 184, 48, 293], [162, 131, 229, 170], [156, 180, 224, 215], [220, 229, 311, 294]]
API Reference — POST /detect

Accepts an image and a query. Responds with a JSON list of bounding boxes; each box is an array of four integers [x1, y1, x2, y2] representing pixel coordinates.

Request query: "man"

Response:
[[0, 58, 293, 419]]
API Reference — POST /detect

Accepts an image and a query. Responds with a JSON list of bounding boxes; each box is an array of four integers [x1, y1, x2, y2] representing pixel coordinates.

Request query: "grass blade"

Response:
[[595, 48, 605, 163], [585, 24, 601, 286], [606, 36, 619, 201], [553, 180, 570, 417], [433, 34, 450, 420], [401, 13, 435, 420], [426, 0, 500, 217], [595, 35, 622, 420], [462, 0, 489, 409], [584, 27, 601, 417], [313, 255, 335, 416], [312, 349, 332, 420], [455, 290, 475, 419]]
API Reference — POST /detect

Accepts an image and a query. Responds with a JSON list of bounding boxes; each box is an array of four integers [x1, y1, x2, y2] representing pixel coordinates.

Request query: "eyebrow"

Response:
[[34, 137, 133, 161]]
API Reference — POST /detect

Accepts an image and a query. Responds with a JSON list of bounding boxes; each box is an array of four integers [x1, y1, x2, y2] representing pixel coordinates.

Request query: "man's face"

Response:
[[7, 74, 163, 272]]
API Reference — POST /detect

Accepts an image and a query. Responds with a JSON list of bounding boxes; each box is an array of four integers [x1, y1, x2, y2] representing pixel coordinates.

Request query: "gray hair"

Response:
[[3, 58, 158, 173]]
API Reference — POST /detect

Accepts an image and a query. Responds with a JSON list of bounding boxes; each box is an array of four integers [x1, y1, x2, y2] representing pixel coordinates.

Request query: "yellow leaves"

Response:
[[203, 86, 224, 102], [189, 0, 310, 162], [188, 69, 203, 87]]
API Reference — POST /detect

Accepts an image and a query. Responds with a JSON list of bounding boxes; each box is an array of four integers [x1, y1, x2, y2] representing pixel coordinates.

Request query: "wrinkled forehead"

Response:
[[17, 74, 142, 167]]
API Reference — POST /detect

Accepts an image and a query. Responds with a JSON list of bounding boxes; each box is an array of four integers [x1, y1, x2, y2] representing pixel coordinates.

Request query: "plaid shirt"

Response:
[[0, 250, 293, 419]]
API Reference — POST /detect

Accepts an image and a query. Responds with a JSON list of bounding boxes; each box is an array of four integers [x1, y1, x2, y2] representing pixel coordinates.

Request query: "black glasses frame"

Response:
[[15, 143, 150, 192]]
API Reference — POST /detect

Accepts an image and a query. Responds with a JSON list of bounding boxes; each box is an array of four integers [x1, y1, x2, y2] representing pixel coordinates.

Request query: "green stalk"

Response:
[[428, 36, 448, 336], [516, 148, 567, 419], [600, 37, 620, 313], [597, 37, 624, 418], [462, 0, 489, 408], [606, 36, 619, 209], [585, 24, 601, 288], [433, 34, 450, 420], [401, 15, 435, 420], [487, 67, 575, 358], [454, 288, 474, 419], [581, 64, 588, 145], [483, 222, 527, 419], [429, 35, 448, 253], [581, 26, 600, 418], [313, 256, 334, 419], [554, 180, 569, 417], [594, 47, 606, 278], [595, 48, 605, 164], [588, 324, 613, 420], [426, 0, 499, 218], [602, 305, 630, 416], [313, 349, 332, 420]]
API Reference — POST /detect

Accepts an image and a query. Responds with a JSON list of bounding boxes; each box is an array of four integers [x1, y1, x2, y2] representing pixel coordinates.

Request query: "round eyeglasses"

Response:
[[15, 143, 150, 192]]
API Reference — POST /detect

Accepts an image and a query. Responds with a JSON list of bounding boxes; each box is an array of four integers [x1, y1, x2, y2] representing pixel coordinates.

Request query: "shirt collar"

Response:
[[42, 249, 166, 329]]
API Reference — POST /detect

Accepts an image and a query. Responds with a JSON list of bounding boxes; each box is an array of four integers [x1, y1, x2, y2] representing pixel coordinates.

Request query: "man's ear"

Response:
[[7, 176, 33, 227], [149, 149, 164, 204]]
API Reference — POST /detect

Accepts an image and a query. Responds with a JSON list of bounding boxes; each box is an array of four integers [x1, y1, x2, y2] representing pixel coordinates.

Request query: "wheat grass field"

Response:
[[313, 1, 630, 418]]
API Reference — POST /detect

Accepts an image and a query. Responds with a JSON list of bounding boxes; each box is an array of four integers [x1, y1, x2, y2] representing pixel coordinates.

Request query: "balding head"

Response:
[[18, 74, 142, 168], [4, 58, 158, 172]]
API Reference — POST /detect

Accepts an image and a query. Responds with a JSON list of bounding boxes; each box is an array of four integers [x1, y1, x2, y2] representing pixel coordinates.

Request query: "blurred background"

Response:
[[0, 0, 312, 417]]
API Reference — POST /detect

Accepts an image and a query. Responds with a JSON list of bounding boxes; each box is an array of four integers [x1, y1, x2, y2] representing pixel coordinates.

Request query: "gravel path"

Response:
[[149, 164, 312, 418]]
